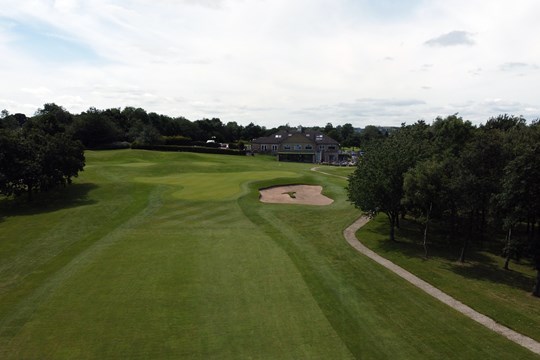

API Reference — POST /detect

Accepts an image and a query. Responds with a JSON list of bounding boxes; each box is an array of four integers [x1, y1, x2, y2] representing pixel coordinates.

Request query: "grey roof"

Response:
[[251, 130, 289, 144], [252, 129, 339, 145]]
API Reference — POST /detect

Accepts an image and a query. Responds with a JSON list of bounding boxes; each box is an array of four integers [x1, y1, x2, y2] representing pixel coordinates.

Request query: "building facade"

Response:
[[251, 128, 340, 163]]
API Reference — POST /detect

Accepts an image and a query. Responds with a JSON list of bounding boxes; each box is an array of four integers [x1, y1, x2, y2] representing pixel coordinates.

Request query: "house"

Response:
[[251, 127, 340, 163]]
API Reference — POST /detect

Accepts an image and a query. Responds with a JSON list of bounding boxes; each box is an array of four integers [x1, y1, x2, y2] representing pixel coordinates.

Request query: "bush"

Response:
[[163, 136, 192, 145]]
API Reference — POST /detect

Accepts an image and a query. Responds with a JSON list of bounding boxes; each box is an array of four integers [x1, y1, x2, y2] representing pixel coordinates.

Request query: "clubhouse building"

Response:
[[251, 127, 340, 163]]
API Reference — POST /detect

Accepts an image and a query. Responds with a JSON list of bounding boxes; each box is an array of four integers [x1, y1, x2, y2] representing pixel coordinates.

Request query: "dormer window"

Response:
[[316, 135, 323, 141], [275, 134, 282, 138]]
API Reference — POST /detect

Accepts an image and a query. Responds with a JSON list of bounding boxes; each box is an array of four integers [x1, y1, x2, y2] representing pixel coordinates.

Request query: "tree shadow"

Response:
[[0, 183, 98, 221], [367, 217, 534, 292], [448, 261, 534, 293]]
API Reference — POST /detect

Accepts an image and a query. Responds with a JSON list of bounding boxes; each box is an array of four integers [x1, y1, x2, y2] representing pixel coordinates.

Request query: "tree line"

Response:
[[1, 104, 385, 150], [347, 114, 540, 296], [0, 103, 387, 200]]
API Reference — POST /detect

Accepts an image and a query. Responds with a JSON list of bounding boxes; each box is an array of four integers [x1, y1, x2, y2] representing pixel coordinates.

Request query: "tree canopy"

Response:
[[347, 114, 540, 295], [0, 105, 85, 200]]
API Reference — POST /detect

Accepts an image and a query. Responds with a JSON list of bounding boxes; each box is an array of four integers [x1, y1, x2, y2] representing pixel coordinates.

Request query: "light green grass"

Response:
[[314, 165, 355, 178], [0, 149, 537, 359]]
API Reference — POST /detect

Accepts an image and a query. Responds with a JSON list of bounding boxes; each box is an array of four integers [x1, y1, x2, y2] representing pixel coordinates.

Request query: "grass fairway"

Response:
[[0, 150, 538, 359]]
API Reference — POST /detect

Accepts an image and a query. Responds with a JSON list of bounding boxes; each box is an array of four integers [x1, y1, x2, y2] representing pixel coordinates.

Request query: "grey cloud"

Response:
[[449, 99, 540, 122], [293, 98, 427, 123], [483, 99, 527, 113], [413, 64, 433, 73], [500, 62, 539, 72], [425, 31, 475, 47], [151, 0, 225, 8], [469, 67, 482, 76]]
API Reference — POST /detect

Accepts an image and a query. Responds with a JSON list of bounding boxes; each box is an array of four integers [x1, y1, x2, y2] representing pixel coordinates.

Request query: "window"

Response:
[[275, 134, 282, 138], [294, 144, 302, 150], [316, 135, 323, 141], [305, 145, 313, 150], [328, 146, 336, 150], [318, 145, 325, 150], [261, 145, 267, 151], [272, 144, 278, 151]]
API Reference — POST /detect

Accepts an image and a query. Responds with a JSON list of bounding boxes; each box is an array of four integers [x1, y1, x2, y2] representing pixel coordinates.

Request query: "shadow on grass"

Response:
[[448, 261, 535, 293], [375, 217, 536, 292], [0, 183, 98, 220]]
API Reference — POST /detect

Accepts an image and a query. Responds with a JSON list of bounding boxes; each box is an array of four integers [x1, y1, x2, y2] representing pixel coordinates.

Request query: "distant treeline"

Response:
[[0, 103, 386, 149]]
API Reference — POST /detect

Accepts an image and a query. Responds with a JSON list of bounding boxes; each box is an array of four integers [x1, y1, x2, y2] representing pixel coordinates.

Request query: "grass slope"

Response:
[[0, 150, 537, 359]]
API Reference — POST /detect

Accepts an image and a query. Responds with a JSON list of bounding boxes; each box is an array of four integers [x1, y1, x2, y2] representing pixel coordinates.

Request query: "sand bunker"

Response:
[[259, 185, 334, 206]]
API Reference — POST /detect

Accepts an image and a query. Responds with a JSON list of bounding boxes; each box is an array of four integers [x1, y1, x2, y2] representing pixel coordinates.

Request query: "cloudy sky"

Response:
[[1, 0, 539, 127]]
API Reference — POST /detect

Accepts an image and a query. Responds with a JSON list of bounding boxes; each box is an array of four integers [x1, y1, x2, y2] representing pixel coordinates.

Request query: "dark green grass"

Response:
[[0, 150, 537, 358], [240, 174, 539, 359], [358, 215, 540, 343]]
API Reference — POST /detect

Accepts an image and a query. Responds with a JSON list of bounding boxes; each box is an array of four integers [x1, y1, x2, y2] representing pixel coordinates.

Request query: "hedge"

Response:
[[131, 144, 247, 156]]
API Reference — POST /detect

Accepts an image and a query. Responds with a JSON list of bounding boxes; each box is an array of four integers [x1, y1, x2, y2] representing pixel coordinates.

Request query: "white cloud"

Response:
[[0, 0, 539, 127]]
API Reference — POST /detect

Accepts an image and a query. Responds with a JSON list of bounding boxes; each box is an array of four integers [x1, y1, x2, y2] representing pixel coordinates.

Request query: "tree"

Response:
[[496, 144, 540, 280], [130, 121, 163, 145], [403, 159, 444, 258], [348, 130, 422, 241], [0, 112, 85, 200], [71, 107, 122, 147], [341, 123, 355, 143], [359, 125, 383, 147]]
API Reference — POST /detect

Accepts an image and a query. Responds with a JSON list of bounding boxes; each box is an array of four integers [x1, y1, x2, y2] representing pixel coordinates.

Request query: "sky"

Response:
[[1, 0, 539, 128]]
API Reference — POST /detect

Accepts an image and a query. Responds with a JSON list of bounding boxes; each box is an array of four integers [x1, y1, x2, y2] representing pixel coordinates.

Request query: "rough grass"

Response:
[[0, 149, 537, 359], [358, 215, 540, 343]]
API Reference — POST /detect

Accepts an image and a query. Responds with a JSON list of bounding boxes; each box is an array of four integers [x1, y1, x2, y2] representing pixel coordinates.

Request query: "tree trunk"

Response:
[[26, 182, 33, 202], [459, 211, 474, 263], [423, 202, 432, 259], [479, 208, 486, 250], [533, 270, 540, 297], [504, 227, 512, 270], [387, 212, 397, 242], [450, 206, 457, 242], [459, 238, 468, 263]]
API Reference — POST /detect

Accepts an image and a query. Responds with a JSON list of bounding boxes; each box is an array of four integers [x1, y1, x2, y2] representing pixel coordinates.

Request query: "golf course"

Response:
[[0, 149, 538, 359]]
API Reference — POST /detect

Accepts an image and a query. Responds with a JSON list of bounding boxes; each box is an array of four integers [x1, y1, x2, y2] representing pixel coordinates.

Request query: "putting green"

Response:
[[136, 171, 298, 200]]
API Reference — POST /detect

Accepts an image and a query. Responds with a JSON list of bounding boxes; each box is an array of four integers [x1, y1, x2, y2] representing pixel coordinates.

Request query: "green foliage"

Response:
[[349, 113, 540, 291], [348, 122, 430, 241], [0, 117, 85, 200], [163, 135, 192, 145]]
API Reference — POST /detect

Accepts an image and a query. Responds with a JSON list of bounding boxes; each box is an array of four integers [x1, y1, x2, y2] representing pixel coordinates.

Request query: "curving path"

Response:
[[344, 216, 540, 356], [311, 165, 540, 354], [310, 166, 349, 180]]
